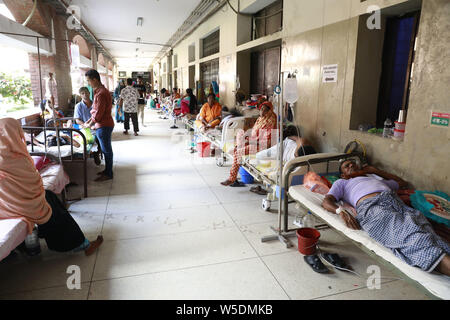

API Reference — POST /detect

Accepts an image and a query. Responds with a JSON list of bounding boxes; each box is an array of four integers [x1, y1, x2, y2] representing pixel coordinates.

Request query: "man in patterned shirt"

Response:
[[119, 78, 140, 136], [322, 159, 450, 276]]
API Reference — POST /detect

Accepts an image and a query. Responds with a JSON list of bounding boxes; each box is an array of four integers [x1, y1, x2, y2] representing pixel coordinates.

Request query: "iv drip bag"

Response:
[[284, 77, 298, 104]]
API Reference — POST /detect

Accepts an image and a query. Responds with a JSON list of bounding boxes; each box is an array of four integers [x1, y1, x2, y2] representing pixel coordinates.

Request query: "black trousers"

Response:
[[38, 190, 86, 252], [124, 112, 139, 132]]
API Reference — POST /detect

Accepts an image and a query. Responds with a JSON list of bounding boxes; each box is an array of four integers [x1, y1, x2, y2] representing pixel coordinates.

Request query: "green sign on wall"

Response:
[[431, 112, 449, 127]]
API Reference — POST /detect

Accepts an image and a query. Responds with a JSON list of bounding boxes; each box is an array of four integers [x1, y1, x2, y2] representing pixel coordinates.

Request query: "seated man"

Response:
[[195, 93, 222, 133], [73, 86, 102, 164], [322, 159, 450, 276], [74, 87, 93, 127], [256, 125, 316, 163]]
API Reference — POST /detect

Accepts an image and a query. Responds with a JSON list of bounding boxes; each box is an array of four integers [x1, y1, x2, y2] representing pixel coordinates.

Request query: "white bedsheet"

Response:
[[289, 185, 450, 300], [0, 219, 28, 262], [40, 163, 70, 194]]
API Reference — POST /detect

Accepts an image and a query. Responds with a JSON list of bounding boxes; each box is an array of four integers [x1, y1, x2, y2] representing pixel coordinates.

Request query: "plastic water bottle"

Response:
[[383, 118, 393, 138], [302, 211, 315, 228], [24, 227, 41, 256]]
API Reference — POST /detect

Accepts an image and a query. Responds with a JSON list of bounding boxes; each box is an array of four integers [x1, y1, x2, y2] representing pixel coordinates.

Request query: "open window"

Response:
[[349, 1, 421, 131]]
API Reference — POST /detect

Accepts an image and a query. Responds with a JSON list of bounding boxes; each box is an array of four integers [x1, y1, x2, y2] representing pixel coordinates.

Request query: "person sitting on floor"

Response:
[[195, 93, 222, 133], [321, 158, 450, 276], [256, 125, 317, 163], [221, 100, 277, 187], [0, 118, 103, 256]]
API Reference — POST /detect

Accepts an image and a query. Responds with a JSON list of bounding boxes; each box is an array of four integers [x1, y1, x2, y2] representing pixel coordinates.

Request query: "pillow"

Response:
[[32, 156, 51, 171]]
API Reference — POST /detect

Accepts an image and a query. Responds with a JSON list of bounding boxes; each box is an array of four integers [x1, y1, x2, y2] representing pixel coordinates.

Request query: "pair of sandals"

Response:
[[304, 253, 349, 274], [250, 186, 268, 195], [221, 180, 246, 187]]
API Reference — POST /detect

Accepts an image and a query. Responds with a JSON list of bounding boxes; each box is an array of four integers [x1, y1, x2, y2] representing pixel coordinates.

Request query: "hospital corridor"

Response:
[[0, 0, 449, 306], [0, 110, 434, 300]]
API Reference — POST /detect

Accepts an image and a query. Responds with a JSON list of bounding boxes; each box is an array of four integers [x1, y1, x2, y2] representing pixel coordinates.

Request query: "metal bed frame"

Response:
[[276, 152, 442, 300], [23, 126, 89, 198]]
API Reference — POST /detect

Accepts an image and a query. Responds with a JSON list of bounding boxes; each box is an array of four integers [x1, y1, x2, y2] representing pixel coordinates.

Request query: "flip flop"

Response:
[[304, 255, 329, 274], [321, 253, 348, 270]]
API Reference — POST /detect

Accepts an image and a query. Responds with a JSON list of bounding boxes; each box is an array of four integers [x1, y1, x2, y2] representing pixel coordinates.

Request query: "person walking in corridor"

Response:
[[134, 76, 147, 127], [83, 69, 115, 182], [120, 78, 140, 136]]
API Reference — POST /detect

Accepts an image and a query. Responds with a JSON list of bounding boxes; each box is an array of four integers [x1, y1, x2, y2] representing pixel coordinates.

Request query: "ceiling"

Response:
[[69, 0, 202, 71]]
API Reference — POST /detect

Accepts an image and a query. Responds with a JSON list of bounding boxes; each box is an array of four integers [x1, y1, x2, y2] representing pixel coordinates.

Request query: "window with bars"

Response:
[[201, 29, 220, 58], [199, 58, 219, 103], [252, 0, 283, 41]]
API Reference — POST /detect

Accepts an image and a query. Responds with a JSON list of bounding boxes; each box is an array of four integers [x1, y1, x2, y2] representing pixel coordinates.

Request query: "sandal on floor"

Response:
[[321, 253, 348, 270], [230, 180, 246, 187], [250, 186, 267, 195], [304, 254, 329, 274]]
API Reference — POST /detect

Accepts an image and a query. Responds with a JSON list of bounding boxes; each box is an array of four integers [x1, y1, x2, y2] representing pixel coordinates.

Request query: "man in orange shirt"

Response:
[[195, 93, 222, 133]]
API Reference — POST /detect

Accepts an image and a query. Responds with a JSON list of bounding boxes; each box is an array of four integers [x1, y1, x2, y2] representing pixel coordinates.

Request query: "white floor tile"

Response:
[[261, 241, 403, 300], [0, 284, 90, 300], [89, 258, 288, 300], [92, 227, 257, 281], [316, 280, 431, 300], [106, 187, 220, 214], [0, 243, 96, 295], [101, 204, 234, 240]]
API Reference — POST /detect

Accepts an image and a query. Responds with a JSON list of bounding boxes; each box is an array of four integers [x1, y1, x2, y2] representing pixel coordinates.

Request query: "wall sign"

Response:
[[431, 112, 449, 127], [322, 64, 338, 83], [118, 71, 127, 78]]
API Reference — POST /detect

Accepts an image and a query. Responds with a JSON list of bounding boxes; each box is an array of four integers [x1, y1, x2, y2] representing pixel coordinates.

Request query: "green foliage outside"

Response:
[[0, 72, 34, 113]]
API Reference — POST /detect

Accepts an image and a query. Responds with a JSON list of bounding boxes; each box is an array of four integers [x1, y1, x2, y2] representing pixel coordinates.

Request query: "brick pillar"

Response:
[[28, 53, 56, 107], [53, 16, 73, 113]]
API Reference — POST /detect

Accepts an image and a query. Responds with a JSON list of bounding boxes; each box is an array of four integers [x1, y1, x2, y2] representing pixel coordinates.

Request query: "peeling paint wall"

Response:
[[283, 0, 450, 193]]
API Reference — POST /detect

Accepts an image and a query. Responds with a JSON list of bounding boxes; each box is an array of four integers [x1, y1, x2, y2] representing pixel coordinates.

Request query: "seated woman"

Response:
[[0, 118, 103, 256], [221, 100, 277, 187], [256, 125, 317, 162], [179, 88, 198, 120], [195, 93, 222, 133]]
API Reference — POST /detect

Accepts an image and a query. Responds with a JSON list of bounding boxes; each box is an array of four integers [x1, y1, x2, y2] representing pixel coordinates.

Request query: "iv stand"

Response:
[[261, 71, 298, 248]]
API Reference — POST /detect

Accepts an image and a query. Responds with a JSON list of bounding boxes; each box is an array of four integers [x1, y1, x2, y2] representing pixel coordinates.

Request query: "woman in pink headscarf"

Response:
[[0, 118, 103, 255]]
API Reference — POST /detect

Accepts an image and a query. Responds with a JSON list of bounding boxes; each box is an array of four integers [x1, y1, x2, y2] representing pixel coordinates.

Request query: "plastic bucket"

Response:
[[197, 142, 214, 157], [296, 228, 321, 255], [239, 166, 254, 184]]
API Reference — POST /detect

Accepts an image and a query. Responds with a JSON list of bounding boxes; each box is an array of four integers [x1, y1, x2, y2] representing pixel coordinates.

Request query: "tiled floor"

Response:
[[0, 110, 431, 300]]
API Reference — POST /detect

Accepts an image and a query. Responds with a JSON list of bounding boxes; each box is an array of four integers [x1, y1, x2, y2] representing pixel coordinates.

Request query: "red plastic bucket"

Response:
[[197, 142, 215, 157], [296, 228, 321, 255]]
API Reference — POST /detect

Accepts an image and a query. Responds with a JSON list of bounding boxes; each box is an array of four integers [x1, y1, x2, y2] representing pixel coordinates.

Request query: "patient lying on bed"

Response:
[[256, 125, 316, 162], [321, 159, 450, 275]]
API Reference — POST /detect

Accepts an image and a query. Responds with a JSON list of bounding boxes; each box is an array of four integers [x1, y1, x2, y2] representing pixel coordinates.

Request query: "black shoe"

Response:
[[304, 255, 329, 274], [93, 152, 101, 165]]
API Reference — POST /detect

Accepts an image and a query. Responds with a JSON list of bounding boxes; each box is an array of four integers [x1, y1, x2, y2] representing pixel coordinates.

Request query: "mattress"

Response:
[[289, 185, 450, 300], [40, 163, 70, 194], [0, 219, 28, 262]]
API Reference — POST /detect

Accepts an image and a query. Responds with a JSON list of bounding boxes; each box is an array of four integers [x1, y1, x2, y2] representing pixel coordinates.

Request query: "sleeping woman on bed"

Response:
[[0, 118, 103, 255]]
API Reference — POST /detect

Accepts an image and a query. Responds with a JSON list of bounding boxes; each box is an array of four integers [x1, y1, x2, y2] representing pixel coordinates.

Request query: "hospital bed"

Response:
[[22, 126, 90, 198], [182, 115, 247, 166], [280, 152, 450, 300], [0, 219, 28, 262]]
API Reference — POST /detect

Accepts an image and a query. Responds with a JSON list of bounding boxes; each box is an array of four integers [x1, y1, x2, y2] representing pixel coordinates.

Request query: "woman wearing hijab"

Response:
[[180, 88, 198, 119], [0, 118, 103, 255], [221, 100, 277, 187]]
